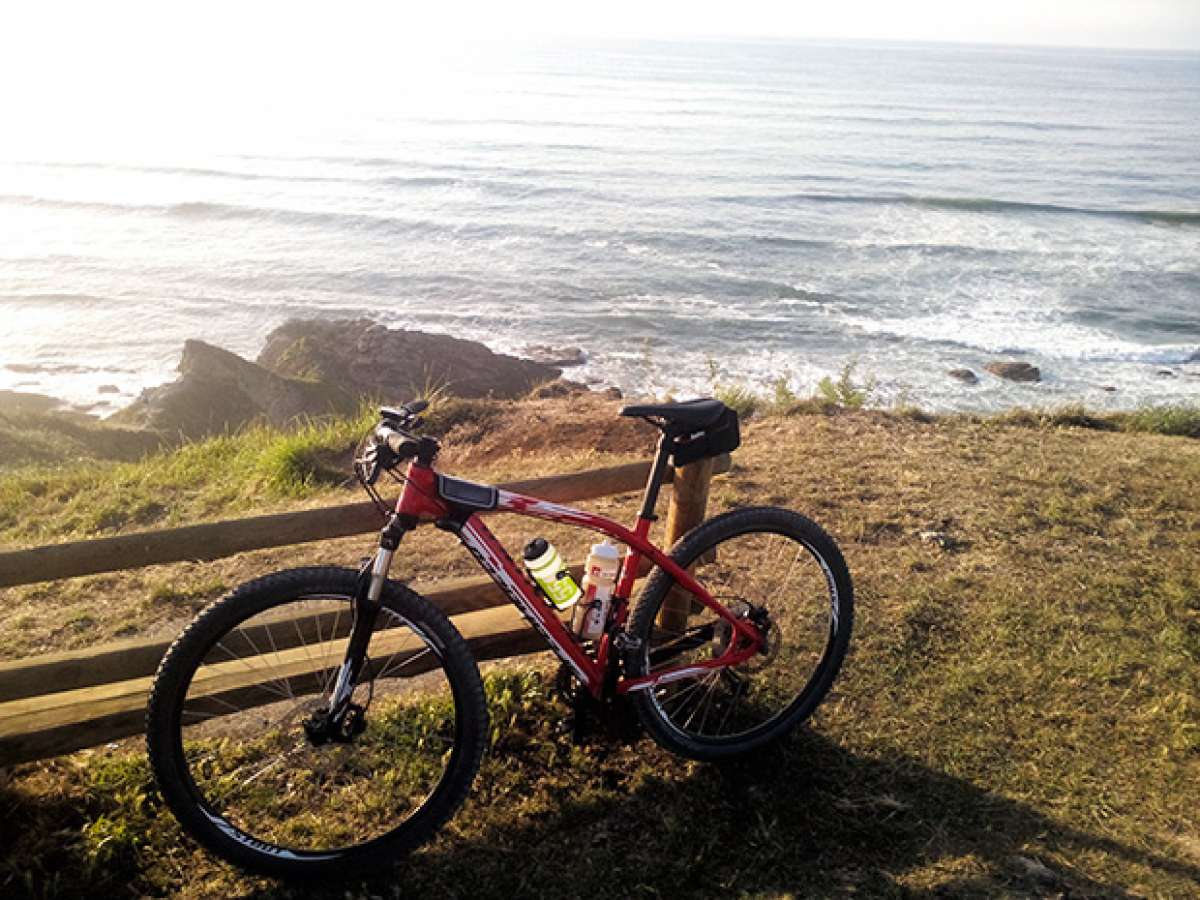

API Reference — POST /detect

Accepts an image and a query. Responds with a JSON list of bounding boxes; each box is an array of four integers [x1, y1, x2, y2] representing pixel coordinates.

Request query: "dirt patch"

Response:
[[439, 395, 658, 465]]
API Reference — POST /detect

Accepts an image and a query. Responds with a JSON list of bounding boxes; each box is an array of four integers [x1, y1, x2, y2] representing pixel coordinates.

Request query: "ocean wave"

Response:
[[799, 113, 1106, 133], [12, 159, 352, 185], [165, 201, 421, 233], [713, 192, 1200, 225], [1, 292, 112, 306], [4, 361, 135, 374], [0, 193, 441, 236], [377, 175, 461, 189], [841, 309, 1199, 365]]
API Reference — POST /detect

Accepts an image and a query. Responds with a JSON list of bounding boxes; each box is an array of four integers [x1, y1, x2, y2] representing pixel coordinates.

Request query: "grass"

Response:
[[1121, 403, 1200, 438], [0, 395, 522, 547], [0, 408, 162, 470], [713, 383, 762, 420], [817, 361, 877, 410], [1, 397, 1199, 897], [0, 408, 381, 546]]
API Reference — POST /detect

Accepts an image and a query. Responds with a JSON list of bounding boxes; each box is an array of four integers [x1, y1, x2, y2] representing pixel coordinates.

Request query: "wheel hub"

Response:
[[712, 602, 780, 671], [302, 702, 368, 746]]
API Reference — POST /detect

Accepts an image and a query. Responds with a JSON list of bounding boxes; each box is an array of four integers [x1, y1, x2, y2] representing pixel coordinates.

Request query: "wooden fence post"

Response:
[[657, 456, 717, 633]]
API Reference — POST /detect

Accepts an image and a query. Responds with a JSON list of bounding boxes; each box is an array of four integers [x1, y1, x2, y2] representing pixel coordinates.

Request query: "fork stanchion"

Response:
[[657, 455, 717, 633]]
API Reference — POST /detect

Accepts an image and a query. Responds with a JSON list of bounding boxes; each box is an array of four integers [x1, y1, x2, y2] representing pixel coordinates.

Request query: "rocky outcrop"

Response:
[[113, 340, 354, 438], [111, 321, 573, 439], [947, 368, 978, 384], [258, 319, 561, 401], [985, 361, 1041, 383], [0, 389, 61, 415]]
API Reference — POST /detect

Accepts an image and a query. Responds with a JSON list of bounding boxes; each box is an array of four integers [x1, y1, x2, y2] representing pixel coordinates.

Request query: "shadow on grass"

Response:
[[239, 730, 1199, 900]]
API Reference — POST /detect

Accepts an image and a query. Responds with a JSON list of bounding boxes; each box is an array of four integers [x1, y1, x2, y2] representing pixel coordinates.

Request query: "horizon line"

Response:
[[484, 33, 1200, 56]]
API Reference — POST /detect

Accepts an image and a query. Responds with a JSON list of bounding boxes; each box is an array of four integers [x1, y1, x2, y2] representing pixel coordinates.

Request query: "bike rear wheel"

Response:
[[627, 507, 853, 761], [146, 567, 487, 879]]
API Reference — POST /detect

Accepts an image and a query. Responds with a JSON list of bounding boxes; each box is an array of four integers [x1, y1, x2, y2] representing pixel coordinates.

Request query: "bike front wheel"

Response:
[[627, 507, 853, 761], [146, 567, 488, 879]]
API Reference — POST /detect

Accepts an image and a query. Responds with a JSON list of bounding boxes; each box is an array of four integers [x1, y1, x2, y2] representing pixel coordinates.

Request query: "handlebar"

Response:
[[374, 422, 420, 458], [355, 400, 438, 494], [370, 400, 439, 467]]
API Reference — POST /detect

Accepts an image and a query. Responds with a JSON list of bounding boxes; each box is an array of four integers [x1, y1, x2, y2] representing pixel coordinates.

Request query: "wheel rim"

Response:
[[173, 593, 460, 855], [645, 528, 842, 742]]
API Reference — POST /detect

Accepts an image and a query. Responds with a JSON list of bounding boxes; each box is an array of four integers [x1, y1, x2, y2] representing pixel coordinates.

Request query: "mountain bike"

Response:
[[146, 398, 853, 878]]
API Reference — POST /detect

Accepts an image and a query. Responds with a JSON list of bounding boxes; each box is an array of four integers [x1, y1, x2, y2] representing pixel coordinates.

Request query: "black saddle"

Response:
[[618, 398, 728, 431], [619, 398, 740, 466]]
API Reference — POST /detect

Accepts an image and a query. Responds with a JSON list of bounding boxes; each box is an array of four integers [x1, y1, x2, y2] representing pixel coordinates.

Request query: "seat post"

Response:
[[638, 430, 673, 521]]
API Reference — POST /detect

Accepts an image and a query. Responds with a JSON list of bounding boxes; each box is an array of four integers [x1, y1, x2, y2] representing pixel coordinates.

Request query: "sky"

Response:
[[0, 0, 1197, 149], [391, 0, 1200, 50], [2, 0, 1199, 62]]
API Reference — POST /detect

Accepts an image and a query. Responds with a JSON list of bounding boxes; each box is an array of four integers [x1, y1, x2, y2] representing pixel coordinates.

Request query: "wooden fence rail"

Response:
[[0, 457, 725, 590], [0, 454, 729, 765]]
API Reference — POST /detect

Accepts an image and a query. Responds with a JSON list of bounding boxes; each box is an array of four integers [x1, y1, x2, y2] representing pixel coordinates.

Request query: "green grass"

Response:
[[972, 402, 1200, 441], [0, 408, 162, 471], [0, 394, 522, 547], [816, 361, 877, 410], [713, 383, 762, 420], [1120, 403, 1200, 438], [0, 408, 377, 546]]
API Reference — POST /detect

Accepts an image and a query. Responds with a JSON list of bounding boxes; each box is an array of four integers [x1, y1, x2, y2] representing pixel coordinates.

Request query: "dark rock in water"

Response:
[[522, 344, 587, 367], [258, 319, 561, 401], [113, 340, 354, 438], [985, 361, 1041, 383], [97, 384, 120, 395], [947, 368, 978, 384], [1156, 369, 1176, 378], [1100, 385, 1118, 392]]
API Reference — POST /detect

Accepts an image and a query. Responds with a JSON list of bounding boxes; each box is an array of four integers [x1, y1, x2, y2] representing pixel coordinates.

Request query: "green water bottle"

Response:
[[523, 538, 582, 611]]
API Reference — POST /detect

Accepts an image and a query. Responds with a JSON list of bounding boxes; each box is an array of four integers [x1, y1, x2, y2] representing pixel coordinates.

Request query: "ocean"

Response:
[[1, 38, 1197, 414]]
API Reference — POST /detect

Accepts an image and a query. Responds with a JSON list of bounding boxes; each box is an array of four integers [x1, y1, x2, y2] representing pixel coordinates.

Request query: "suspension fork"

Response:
[[328, 514, 411, 718]]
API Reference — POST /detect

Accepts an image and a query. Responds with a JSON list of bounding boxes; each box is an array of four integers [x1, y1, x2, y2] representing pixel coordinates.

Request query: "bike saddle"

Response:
[[618, 397, 729, 430]]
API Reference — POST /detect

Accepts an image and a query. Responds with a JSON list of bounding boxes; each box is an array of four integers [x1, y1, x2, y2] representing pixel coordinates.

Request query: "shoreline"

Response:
[[4, 319, 1198, 426]]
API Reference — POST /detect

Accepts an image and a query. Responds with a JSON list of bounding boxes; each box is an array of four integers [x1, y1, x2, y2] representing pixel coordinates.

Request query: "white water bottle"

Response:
[[572, 540, 622, 640]]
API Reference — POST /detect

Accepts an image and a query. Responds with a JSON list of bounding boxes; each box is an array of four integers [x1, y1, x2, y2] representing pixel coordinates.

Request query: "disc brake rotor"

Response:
[[711, 601, 781, 672]]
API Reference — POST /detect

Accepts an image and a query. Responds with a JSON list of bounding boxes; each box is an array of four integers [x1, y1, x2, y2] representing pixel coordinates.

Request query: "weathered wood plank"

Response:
[[0, 456, 728, 590], [0, 606, 544, 766]]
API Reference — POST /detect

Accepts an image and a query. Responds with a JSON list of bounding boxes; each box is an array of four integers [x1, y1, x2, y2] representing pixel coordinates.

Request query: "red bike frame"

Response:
[[392, 459, 763, 699]]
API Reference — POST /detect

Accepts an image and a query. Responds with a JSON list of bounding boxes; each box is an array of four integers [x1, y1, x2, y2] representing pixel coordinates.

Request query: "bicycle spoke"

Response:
[[642, 518, 847, 744], [173, 586, 468, 855]]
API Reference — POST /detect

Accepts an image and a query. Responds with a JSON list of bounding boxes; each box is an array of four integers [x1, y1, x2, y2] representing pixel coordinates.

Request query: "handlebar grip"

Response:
[[406, 399, 429, 415], [375, 424, 418, 459]]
